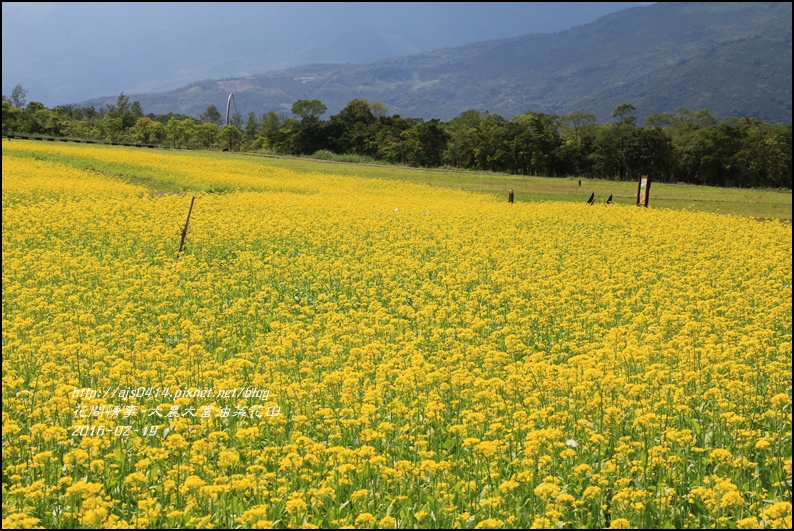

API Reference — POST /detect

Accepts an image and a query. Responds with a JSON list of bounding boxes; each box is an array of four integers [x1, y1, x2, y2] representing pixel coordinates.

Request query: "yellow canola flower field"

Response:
[[2, 140, 792, 529]]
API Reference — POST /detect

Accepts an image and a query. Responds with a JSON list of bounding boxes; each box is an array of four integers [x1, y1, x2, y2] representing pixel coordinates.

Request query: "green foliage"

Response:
[[310, 150, 378, 164], [2, 93, 791, 188], [218, 125, 243, 152], [2, 101, 23, 135], [10, 84, 27, 108], [611, 103, 637, 126], [200, 105, 223, 126], [291, 99, 327, 121], [105, 92, 140, 130]]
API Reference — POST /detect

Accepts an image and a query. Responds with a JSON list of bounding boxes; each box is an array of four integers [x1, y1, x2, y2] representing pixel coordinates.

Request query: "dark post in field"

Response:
[[176, 195, 196, 258], [508, 189, 514, 203], [637, 174, 651, 207]]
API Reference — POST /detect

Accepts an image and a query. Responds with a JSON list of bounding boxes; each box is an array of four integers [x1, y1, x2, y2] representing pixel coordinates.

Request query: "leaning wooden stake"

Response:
[[176, 195, 195, 259]]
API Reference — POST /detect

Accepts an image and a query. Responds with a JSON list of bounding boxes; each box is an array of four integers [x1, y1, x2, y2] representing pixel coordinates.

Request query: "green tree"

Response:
[[200, 105, 223, 126], [130, 117, 165, 145], [10, 84, 27, 108], [443, 110, 488, 169], [258, 111, 285, 150], [242, 112, 261, 148], [19, 102, 47, 134], [670, 108, 717, 133], [99, 115, 125, 142], [472, 113, 507, 172], [561, 110, 597, 142], [371, 101, 388, 119], [130, 101, 145, 121], [416, 119, 448, 167], [395, 119, 448, 167], [336, 98, 375, 126], [373, 114, 413, 164], [590, 124, 623, 179], [291, 99, 327, 121], [105, 92, 139, 130], [2, 100, 22, 134], [64, 119, 95, 140], [510, 112, 564, 176], [330, 99, 377, 156], [560, 110, 598, 176], [397, 126, 423, 166], [43, 106, 70, 136], [611, 103, 637, 126], [733, 121, 792, 188], [195, 122, 219, 149], [218, 124, 242, 151], [643, 112, 674, 129], [231, 112, 243, 129], [296, 116, 329, 155], [166, 118, 197, 148]]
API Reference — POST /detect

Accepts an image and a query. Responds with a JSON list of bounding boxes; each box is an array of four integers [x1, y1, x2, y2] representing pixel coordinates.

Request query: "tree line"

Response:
[[3, 85, 791, 189]]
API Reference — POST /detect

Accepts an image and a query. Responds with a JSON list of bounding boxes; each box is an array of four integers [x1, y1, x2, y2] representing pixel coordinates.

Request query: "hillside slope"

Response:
[[76, 2, 792, 123]]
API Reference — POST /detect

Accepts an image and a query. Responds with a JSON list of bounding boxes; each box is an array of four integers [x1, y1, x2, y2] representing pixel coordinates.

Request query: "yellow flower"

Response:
[[3, 140, 792, 529], [583, 486, 602, 500], [179, 475, 206, 494], [609, 518, 631, 529], [286, 496, 307, 514], [736, 517, 759, 528], [124, 472, 147, 492], [556, 493, 576, 505], [65, 481, 104, 499], [762, 501, 792, 528], [709, 448, 733, 464], [355, 513, 376, 528], [498, 480, 519, 494], [770, 393, 790, 408], [560, 448, 577, 460], [475, 518, 504, 528], [350, 489, 369, 502], [530, 517, 552, 529], [218, 449, 240, 468], [534, 482, 561, 501], [2, 513, 43, 529], [378, 515, 396, 528]]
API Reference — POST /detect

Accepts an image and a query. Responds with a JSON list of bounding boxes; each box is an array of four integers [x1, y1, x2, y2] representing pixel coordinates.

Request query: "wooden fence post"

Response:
[[176, 195, 195, 258]]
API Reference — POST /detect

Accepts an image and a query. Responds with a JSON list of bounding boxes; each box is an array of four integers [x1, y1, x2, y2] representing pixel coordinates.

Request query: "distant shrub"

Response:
[[310, 150, 378, 164], [250, 147, 282, 156]]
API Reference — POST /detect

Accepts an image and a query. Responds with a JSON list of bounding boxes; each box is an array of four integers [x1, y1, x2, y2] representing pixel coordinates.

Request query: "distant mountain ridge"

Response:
[[4, 3, 650, 107], [76, 2, 792, 124]]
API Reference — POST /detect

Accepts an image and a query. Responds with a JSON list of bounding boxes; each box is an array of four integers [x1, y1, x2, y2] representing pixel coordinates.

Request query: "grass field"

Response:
[[240, 153, 793, 221], [2, 140, 792, 529]]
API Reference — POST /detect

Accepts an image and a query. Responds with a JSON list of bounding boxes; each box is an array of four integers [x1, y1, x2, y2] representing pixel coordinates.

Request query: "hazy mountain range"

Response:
[[2, 2, 649, 106], [4, 2, 791, 124]]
